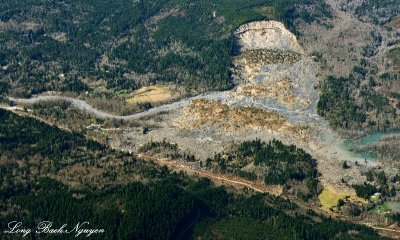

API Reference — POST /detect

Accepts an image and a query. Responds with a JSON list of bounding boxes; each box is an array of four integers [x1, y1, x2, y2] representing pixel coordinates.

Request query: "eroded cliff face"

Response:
[[233, 21, 304, 54], [232, 20, 319, 113]]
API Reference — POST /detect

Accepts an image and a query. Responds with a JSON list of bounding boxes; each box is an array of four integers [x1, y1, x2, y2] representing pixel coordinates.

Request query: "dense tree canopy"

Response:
[[0, 110, 388, 240], [0, 0, 331, 97]]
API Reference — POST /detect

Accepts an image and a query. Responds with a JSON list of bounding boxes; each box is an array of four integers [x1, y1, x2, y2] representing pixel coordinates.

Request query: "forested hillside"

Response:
[[0, 110, 388, 239], [204, 139, 320, 200], [316, 0, 400, 134], [317, 72, 400, 133], [0, 0, 331, 97], [355, 0, 400, 26]]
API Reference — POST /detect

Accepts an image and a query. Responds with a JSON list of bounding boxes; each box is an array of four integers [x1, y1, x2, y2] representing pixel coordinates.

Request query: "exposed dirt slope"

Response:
[[234, 21, 304, 54]]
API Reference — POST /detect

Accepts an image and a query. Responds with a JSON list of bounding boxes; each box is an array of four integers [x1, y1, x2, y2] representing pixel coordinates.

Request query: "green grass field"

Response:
[[370, 202, 391, 215], [319, 187, 347, 209]]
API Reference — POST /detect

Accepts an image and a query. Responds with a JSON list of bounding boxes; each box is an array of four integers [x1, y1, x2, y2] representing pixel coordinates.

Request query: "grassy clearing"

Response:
[[126, 85, 173, 104], [370, 202, 391, 214], [319, 187, 347, 209], [319, 187, 368, 209]]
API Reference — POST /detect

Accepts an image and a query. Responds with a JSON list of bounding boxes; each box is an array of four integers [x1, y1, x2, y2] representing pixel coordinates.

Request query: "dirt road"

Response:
[[136, 153, 282, 195]]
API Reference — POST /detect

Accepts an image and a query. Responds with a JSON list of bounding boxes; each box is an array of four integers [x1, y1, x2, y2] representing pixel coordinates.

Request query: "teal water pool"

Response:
[[339, 130, 400, 161]]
